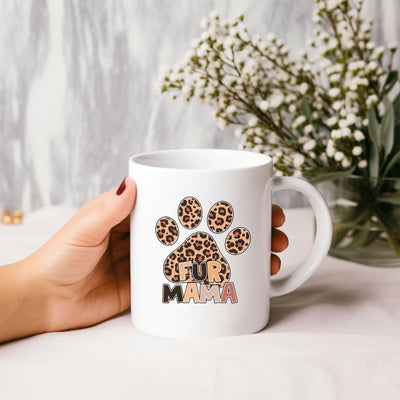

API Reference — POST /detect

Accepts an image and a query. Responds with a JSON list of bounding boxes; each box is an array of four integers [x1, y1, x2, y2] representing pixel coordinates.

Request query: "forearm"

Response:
[[0, 260, 49, 343]]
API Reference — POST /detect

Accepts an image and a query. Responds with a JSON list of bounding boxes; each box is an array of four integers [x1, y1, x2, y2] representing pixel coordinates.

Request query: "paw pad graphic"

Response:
[[156, 197, 251, 287]]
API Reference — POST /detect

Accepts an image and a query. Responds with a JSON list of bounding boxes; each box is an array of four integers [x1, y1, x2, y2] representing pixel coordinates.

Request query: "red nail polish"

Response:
[[116, 177, 127, 195]]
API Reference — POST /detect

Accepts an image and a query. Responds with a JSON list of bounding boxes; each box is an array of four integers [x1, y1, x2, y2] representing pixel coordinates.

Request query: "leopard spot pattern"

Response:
[[207, 201, 233, 233], [156, 217, 179, 245], [178, 196, 202, 229], [163, 232, 230, 287], [225, 228, 251, 255]]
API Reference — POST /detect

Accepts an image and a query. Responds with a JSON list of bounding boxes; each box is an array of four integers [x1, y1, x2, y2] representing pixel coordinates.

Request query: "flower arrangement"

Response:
[[158, 0, 400, 260]]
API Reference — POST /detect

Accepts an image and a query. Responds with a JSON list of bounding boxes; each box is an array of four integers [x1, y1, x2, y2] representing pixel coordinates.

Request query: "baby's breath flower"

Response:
[[248, 117, 258, 127], [303, 139, 316, 151], [341, 158, 351, 168], [326, 116, 338, 126], [293, 115, 307, 128], [159, 1, 399, 179], [352, 146, 363, 156], [259, 100, 269, 112], [354, 130, 365, 141], [358, 160, 368, 168], [334, 152, 345, 162], [328, 88, 340, 98]]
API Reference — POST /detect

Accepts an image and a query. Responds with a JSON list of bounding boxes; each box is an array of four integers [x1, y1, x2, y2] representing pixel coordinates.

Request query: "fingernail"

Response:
[[116, 177, 127, 195]]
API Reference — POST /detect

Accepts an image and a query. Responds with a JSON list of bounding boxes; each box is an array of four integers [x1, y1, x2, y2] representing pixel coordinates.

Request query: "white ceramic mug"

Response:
[[129, 149, 332, 338]]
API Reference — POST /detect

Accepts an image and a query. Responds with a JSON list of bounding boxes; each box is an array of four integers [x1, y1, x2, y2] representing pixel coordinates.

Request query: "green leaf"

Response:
[[309, 167, 356, 184], [375, 207, 400, 255], [382, 70, 399, 96], [394, 92, 400, 126], [369, 142, 379, 178], [381, 96, 395, 158], [368, 106, 379, 147], [331, 225, 350, 248], [377, 191, 400, 205], [299, 100, 312, 122], [383, 149, 400, 176], [342, 221, 374, 251]]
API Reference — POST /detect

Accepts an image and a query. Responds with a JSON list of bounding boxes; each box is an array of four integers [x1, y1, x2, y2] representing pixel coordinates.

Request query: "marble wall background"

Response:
[[1, 0, 399, 211]]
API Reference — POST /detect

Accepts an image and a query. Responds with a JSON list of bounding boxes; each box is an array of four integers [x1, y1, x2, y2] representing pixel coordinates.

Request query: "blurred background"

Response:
[[1, 0, 399, 212]]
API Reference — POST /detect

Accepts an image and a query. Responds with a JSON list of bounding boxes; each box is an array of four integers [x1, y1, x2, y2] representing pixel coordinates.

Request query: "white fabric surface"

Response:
[[0, 206, 399, 400]]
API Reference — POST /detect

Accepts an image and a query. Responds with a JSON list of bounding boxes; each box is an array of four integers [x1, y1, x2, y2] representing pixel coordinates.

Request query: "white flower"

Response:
[[248, 117, 258, 127], [326, 116, 338, 126], [270, 93, 285, 108], [346, 113, 357, 125], [389, 41, 398, 51], [338, 119, 349, 129], [334, 152, 345, 161], [259, 100, 269, 112], [341, 158, 351, 168], [374, 46, 385, 57], [326, 0, 340, 11], [366, 41, 375, 50], [298, 82, 309, 94], [367, 61, 378, 71], [358, 160, 368, 168], [312, 10, 321, 23], [327, 140, 335, 157], [243, 59, 258, 75], [293, 170, 302, 177], [197, 43, 209, 57], [327, 37, 339, 50], [303, 139, 316, 151], [331, 129, 341, 139], [349, 60, 365, 71], [293, 154, 305, 169], [254, 136, 263, 144], [366, 95, 379, 107], [299, 49, 307, 58], [217, 118, 227, 130], [304, 124, 314, 134], [329, 73, 341, 83], [332, 101, 343, 111], [341, 127, 351, 137], [352, 146, 363, 156], [343, 39, 355, 49], [328, 88, 340, 98], [293, 115, 307, 128], [266, 32, 276, 42], [182, 85, 192, 95], [226, 105, 237, 114], [223, 37, 235, 49], [354, 130, 365, 141]]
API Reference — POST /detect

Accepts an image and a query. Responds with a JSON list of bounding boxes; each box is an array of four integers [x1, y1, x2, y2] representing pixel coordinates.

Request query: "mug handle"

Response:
[[269, 176, 332, 297]]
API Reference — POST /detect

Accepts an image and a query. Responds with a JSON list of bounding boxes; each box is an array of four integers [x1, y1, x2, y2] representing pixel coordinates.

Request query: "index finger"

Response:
[[272, 204, 285, 228]]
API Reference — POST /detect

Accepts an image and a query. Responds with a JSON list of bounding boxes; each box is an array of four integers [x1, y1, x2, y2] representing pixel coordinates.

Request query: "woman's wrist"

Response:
[[0, 258, 50, 343]]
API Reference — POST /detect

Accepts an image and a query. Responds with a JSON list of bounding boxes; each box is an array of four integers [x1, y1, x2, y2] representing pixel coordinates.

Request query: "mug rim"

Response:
[[130, 148, 272, 172]]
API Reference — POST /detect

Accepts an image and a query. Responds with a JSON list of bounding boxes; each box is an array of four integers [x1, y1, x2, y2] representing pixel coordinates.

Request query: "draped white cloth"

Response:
[[1, 207, 399, 399]]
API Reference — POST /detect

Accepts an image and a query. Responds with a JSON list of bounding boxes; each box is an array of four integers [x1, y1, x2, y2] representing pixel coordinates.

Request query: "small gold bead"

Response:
[[12, 216, 22, 225], [13, 210, 23, 218], [2, 215, 12, 224], [1, 210, 11, 218]]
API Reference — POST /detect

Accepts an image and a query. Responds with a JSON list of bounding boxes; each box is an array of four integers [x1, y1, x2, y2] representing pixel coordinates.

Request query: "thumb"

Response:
[[59, 177, 136, 246]]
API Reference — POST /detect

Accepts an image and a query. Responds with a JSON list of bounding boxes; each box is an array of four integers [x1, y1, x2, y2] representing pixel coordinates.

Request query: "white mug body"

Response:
[[129, 149, 272, 338], [129, 149, 332, 338]]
